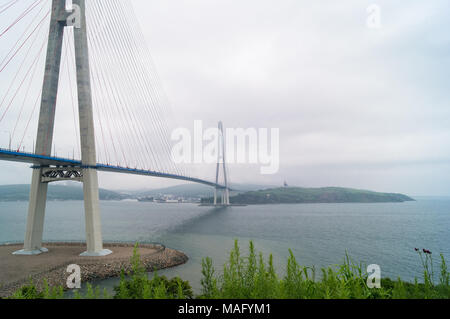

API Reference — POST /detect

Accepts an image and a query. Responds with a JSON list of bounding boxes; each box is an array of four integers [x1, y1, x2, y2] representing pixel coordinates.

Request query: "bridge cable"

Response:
[[119, 0, 185, 176], [0, 0, 49, 70], [17, 87, 42, 152], [89, 2, 150, 169], [93, 0, 167, 172], [108, 0, 182, 175], [87, 23, 140, 169], [88, 1, 163, 171], [0, 0, 42, 38], [0, 8, 49, 73], [0, 0, 19, 15], [0, 7, 48, 114], [89, 2, 154, 170], [0, 33, 47, 124], [10, 30, 47, 145], [86, 27, 132, 168]]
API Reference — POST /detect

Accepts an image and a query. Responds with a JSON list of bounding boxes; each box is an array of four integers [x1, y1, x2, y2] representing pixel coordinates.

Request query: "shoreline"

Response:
[[0, 243, 188, 298]]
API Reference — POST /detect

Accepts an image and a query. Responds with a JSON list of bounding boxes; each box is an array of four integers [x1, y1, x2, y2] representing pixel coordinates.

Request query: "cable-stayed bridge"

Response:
[[0, 147, 228, 188], [0, 0, 230, 256]]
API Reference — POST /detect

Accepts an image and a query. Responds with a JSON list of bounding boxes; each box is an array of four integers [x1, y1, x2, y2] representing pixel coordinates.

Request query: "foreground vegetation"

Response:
[[7, 241, 449, 299]]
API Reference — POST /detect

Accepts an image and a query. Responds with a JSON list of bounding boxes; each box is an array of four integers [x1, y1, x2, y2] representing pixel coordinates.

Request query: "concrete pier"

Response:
[[14, 0, 66, 255], [15, 0, 110, 257], [73, 0, 110, 257]]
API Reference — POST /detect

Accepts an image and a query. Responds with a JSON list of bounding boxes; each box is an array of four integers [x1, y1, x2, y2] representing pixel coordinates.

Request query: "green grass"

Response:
[[112, 244, 193, 299], [197, 241, 449, 299], [9, 279, 65, 299], [5, 241, 449, 299]]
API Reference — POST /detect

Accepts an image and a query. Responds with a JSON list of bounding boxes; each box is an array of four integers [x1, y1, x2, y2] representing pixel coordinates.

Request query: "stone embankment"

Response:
[[0, 242, 188, 298]]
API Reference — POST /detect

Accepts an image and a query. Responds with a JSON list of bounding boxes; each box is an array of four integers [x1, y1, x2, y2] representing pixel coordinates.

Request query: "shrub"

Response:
[[10, 279, 64, 299], [10, 241, 449, 299], [113, 244, 193, 299], [198, 240, 450, 299]]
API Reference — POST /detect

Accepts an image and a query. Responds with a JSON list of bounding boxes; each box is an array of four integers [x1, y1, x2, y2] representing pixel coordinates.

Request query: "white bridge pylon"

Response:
[[13, 0, 111, 257], [214, 121, 230, 206]]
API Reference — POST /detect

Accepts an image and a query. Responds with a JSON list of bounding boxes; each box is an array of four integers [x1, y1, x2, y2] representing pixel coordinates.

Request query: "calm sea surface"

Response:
[[1, 199, 449, 293]]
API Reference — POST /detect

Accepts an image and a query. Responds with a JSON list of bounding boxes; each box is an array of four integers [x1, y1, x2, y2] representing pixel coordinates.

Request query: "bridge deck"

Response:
[[0, 148, 226, 189]]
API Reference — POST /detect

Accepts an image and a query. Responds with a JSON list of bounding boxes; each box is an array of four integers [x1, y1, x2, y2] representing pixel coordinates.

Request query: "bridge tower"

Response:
[[14, 0, 111, 256], [214, 122, 230, 206]]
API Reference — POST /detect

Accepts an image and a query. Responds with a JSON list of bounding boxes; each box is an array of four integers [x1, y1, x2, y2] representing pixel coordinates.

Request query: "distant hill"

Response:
[[0, 183, 275, 202], [0, 184, 129, 202], [131, 183, 275, 199], [202, 187, 415, 204]]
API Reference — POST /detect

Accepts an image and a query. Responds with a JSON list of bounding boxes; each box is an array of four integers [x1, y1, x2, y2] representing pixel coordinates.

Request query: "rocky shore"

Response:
[[0, 243, 188, 298]]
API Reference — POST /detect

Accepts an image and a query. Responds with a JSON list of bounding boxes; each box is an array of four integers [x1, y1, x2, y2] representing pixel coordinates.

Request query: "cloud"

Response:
[[0, 0, 449, 195]]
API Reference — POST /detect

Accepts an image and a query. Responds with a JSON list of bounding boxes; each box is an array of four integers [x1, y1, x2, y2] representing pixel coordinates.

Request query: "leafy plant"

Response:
[[10, 279, 64, 299], [198, 240, 450, 299], [113, 243, 193, 299], [9, 241, 449, 300]]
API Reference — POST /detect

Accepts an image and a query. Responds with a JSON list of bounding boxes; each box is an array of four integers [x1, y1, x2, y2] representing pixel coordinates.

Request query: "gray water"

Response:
[[1, 199, 449, 293]]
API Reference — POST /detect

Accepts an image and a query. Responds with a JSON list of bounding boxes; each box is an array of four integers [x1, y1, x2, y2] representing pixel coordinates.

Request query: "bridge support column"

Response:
[[80, 168, 108, 256], [213, 122, 230, 207], [13, 168, 49, 255], [13, 0, 66, 256], [14, 0, 110, 257], [74, 0, 111, 257], [224, 188, 230, 205]]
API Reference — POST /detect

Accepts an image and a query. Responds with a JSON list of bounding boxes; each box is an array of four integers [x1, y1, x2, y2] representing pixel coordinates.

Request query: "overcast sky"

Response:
[[1, 0, 449, 195]]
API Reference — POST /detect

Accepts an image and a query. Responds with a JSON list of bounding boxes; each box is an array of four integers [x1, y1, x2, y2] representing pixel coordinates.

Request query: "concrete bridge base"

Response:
[[13, 247, 49, 256], [80, 249, 113, 257]]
